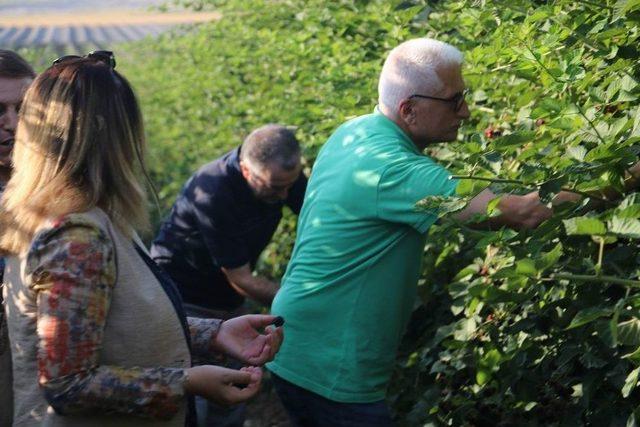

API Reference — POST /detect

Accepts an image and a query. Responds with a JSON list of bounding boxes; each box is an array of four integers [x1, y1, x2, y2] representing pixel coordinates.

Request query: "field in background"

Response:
[[0, 0, 218, 54]]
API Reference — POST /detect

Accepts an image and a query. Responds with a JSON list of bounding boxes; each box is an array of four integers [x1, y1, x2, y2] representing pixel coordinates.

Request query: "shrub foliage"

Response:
[[120, 0, 640, 424]]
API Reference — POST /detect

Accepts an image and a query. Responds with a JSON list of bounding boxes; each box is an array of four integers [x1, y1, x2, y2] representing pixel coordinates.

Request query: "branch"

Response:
[[544, 272, 640, 288], [450, 175, 615, 205]]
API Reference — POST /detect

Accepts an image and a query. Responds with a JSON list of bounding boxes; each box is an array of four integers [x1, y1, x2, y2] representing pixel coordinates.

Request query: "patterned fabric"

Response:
[[26, 215, 219, 419], [188, 317, 222, 357]]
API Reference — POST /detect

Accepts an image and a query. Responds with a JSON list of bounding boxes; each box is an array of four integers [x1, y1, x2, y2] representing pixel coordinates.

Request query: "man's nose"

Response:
[[1, 107, 19, 131], [458, 100, 471, 119]]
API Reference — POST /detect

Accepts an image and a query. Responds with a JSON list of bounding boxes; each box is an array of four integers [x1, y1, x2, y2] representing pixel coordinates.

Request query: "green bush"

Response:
[[120, 0, 427, 271], [127, 0, 640, 424], [22, 0, 640, 424], [389, 1, 640, 425]]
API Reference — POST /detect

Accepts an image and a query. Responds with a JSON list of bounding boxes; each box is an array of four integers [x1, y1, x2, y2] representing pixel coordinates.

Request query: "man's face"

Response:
[[241, 160, 302, 203], [0, 76, 32, 169], [401, 65, 470, 148]]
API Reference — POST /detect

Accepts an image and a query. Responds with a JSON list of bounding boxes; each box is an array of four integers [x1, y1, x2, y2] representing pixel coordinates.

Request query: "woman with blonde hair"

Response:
[[0, 51, 282, 426]]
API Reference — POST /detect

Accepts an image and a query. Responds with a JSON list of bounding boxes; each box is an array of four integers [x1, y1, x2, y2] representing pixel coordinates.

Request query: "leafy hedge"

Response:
[[389, 1, 640, 426], [126, 0, 640, 424], [120, 0, 426, 274], [25, 0, 640, 424]]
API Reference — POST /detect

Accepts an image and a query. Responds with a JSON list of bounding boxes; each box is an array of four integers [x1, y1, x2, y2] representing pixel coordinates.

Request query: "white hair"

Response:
[[378, 38, 463, 114]]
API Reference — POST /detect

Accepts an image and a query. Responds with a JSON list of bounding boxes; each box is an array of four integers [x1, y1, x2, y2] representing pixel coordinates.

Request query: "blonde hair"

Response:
[[378, 38, 463, 114], [0, 57, 150, 255]]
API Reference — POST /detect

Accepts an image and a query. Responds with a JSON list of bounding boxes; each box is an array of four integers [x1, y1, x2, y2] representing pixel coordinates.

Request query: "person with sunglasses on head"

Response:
[[150, 124, 306, 426], [0, 51, 283, 427], [266, 38, 553, 427], [0, 49, 36, 427]]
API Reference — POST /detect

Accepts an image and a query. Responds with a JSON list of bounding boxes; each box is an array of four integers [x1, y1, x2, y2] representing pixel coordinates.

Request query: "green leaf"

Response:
[[566, 145, 587, 161], [619, 319, 640, 346], [616, 195, 640, 219], [455, 179, 490, 198], [486, 196, 503, 217], [535, 243, 563, 272], [608, 217, 640, 239], [633, 107, 640, 137], [623, 367, 640, 398], [596, 319, 618, 348], [476, 368, 491, 386], [623, 347, 640, 365], [563, 217, 607, 236], [516, 259, 537, 277], [540, 176, 567, 203], [567, 307, 613, 329], [454, 318, 477, 341], [615, 0, 640, 18], [491, 131, 537, 150], [476, 349, 502, 386]]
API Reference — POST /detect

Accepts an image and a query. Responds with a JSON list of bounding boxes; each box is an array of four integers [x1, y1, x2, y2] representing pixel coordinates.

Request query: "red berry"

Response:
[[484, 126, 502, 139]]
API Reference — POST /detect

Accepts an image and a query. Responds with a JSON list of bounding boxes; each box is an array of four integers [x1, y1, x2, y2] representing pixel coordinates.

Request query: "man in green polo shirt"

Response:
[[267, 38, 551, 426]]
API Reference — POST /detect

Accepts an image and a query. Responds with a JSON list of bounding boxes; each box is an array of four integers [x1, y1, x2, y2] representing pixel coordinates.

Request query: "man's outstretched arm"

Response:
[[453, 188, 552, 230], [221, 264, 280, 306]]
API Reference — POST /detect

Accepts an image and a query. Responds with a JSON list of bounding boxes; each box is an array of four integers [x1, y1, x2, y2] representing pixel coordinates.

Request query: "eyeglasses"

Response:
[[408, 89, 469, 112], [52, 50, 116, 69]]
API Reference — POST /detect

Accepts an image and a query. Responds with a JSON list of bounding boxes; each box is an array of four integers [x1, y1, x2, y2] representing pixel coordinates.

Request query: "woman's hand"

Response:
[[212, 315, 283, 365], [184, 365, 262, 405]]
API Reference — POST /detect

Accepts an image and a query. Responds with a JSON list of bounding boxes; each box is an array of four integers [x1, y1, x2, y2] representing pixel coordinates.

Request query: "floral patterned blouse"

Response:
[[28, 215, 221, 420]]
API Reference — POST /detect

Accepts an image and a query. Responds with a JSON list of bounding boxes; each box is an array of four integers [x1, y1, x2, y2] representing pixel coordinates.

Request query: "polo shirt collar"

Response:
[[372, 106, 422, 155]]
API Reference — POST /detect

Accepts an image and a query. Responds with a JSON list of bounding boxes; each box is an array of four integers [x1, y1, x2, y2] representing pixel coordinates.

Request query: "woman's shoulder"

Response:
[[30, 210, 113, 256]]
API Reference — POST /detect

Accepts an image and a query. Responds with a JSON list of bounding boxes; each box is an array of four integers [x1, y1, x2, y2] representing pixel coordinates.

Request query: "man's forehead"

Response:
[[435, 65, 465, 91], [0, 77, 32, 103], [257, 162, 301, 182]]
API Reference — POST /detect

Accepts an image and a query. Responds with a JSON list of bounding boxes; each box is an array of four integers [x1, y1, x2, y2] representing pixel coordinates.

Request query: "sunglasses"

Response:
[[52, 50, 116, 69]]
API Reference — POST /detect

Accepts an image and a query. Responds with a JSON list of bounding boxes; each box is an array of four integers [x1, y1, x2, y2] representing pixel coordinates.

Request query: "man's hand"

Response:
[[494, 192, 552, 229], [211, 314, 283, 365], [185, 365, 262, 405]]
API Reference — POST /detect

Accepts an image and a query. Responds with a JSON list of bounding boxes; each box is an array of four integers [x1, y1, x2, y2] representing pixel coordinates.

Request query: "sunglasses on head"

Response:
[[52, 50, 116, 69]]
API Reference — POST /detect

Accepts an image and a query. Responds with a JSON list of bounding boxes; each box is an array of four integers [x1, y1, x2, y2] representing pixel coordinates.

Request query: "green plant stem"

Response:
[[545, 272, 640, 287], [451, 175, 524, 185], [597, 236, 605, 270], [451, 175, 613, 204], [570, 90, 607, 144]]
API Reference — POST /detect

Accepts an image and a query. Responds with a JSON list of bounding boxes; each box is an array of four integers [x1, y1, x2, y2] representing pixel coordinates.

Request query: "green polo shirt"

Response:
[[267, 110, 458, 402]]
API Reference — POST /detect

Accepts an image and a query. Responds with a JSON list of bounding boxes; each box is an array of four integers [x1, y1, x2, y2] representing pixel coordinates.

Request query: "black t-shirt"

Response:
[[150, 147, 307, 311]]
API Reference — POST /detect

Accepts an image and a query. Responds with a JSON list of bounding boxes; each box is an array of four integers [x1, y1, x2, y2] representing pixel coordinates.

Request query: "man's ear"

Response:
[[239, 160, 251, 180], [398, 99, 416, 125]]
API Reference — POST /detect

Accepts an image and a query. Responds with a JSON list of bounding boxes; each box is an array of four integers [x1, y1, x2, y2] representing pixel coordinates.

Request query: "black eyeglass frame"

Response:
[[407, 88, 469, 112], [52, 50, 116, 69]]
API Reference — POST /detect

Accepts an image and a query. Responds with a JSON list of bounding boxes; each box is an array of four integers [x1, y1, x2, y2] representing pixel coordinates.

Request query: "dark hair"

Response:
[[240, 124, 301, 171], [0, 50, 36, 79]]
